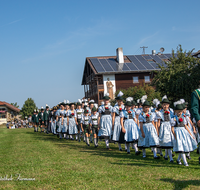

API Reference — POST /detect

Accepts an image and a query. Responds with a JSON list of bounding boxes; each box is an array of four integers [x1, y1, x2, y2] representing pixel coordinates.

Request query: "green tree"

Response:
[[20, 98, 37, 118], [114, 84, 161, 105], [152, 45, 200, 106], [10, 102, 19, 108]]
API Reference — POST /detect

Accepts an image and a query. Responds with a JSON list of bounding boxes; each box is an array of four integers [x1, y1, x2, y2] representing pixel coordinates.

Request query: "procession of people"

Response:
[[29, 90, 200, 167]]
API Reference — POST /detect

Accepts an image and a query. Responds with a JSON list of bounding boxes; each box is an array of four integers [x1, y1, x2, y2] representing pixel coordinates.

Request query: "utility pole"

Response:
[[140, 46, 148, 54]]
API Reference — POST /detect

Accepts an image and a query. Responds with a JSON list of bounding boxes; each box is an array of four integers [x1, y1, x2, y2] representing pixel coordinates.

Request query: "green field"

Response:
[[0, 125, 200, 190]]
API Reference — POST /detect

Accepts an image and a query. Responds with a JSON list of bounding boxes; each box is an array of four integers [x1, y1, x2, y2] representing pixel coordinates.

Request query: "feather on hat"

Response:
[[117, 91, 123, 97]]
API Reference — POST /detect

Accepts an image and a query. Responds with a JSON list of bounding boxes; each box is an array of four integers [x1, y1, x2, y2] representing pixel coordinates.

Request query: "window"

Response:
[[148, 61, 155, 64], [133, 76, 139, 83], [144, 76, 150, 82]]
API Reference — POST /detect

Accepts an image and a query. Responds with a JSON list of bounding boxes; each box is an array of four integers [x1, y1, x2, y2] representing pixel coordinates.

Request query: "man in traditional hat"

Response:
[[191, 89, 200, 164], [44, 104, 50, 134], [39, 107, 45, 133]]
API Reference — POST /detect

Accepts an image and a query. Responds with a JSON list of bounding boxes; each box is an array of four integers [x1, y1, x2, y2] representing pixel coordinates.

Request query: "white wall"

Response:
[[0, 119, 7, 125], [103, 74, 116, 98]]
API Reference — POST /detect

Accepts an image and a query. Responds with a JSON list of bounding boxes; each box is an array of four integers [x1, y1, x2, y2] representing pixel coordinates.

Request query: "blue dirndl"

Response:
[[112, 116, 121, 141], [51, 120, 57, 134], [173, 127, 197, 153], [68, 117, 78, 135], [62, 118, 68, 134], [124, 119, 139, 143], [159, 121, 174, 148], [57, 119, 63, 133], [138, 123, 159, 148], [98, 115, 112, 138]]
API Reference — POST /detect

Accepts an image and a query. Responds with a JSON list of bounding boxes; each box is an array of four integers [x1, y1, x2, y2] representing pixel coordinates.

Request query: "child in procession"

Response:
[[138, 95, 160, 159], [120, 97, 140, 155], [76, 100, 84, 142], [67, 102, 78, 140], [81, 109, 90, 146], [89, 106, 99, 147], [98, 93, 113, 150], [156, 95, 174, 162], [112, 91, 125, 151], [171, 100, 197, 166]]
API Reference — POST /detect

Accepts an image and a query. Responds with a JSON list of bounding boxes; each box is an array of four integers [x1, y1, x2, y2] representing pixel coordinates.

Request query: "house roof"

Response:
[[0, 101, 20, 113], [81, 53, 177, 85], [193, 50, 200, 56], [87, 53, 176, 75]]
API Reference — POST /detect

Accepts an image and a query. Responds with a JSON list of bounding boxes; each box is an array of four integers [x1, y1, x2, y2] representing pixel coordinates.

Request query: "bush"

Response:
[[114, 83, 161, 104]]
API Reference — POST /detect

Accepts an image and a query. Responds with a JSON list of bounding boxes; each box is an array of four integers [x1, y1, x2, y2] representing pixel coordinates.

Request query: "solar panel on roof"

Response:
[[149, 55, 166, 67], [126, 62, 139, 71], [90, 58, 105, 73], [99, 59, 114, 72], [142, 55, 153, 60], [136, 55, 155, 70], [121, 63, 130, 71], [127, 55, 147, 70], [107, 59, 119, 71], [164, 54, 173, 59], [148, 61, 159, 69], [158, 54, 168, 59]]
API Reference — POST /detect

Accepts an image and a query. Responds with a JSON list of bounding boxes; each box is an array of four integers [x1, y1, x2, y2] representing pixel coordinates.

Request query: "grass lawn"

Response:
[[0, 125, 200, 190]]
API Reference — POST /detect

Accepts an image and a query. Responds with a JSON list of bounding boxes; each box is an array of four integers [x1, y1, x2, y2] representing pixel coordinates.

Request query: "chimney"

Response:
[[152, 50, 156, 55], [116, 48, 124, 64]]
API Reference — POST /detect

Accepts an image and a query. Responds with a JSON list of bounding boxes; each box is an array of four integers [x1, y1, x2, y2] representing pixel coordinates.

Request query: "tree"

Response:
[[152, 45, 200, 106], [20, 98, 37, 118], [113, 84, 161, 105], [10, 102, 19, 108]]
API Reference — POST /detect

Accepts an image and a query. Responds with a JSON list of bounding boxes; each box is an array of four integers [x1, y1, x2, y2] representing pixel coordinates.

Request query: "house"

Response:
[[81, 47, 176, 105], [193, 50, 200, 58], [0, 101, 21, 125]]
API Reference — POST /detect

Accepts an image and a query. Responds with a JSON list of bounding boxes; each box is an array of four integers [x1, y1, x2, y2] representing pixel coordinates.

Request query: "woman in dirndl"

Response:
[[67, 102, 78, 140], [112, 91, 125, 151], [57, 102, 65, 139], [98, 93, 113, 150], [62, 100, 70, 139]]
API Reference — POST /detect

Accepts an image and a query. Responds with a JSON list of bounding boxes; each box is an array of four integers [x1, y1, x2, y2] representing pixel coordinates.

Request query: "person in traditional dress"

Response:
[[98, 93, 113, 150], [89, 100, 95, 143], [67, 102, 78, 140], [44, 104, 50, 134], [172, 100, 197, 166], [49, 106, 57, 135], [56, 103, 65, 139], [28, 115, 32, 128], [153, 101, 163, 156], [112, 91, 125, 151], [156, 95, 174, 162], [62, 100, 70, 139], [39, 107, 45, 132], [89, 106, 99, 147], [34, 110, 39, 132], [136, 98, 143, 126], [138, 95, 160, 159], [32, 110, 36, 131], [76, 99, 84, 142], [81, 109, 90, 146], [120, 97, 140, 155]]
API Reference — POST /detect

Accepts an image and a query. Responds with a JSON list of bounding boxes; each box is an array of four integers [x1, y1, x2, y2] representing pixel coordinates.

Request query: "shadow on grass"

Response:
[[160, 178, 200, 190], [26, 131, 200, 169]]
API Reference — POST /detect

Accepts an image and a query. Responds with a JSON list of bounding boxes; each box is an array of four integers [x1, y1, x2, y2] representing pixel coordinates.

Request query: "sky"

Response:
[[0, 0, 200, 109]]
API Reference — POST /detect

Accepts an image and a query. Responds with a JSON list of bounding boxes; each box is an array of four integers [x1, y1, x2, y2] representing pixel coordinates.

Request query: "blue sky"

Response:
[[0, 0, 200, 108]]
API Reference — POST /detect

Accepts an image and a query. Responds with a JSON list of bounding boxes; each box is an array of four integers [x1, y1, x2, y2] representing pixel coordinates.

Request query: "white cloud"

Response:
[[138, 31, 160, 45]]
